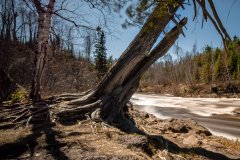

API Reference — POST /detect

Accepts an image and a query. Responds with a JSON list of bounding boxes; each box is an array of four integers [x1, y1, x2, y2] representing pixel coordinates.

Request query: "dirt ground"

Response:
[[0, 107, 240, 160]]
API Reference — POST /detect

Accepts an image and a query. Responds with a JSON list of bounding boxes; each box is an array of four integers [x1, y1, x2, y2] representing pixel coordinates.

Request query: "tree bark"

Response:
[[30, 0, 55, 100]]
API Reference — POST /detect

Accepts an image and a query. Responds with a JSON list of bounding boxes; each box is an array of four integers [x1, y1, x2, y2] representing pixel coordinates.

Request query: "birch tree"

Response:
[[29, 0, 56, 99]]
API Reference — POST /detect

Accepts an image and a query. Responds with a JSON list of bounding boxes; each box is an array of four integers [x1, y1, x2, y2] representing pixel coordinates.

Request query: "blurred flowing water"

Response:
[[132, 93, 240, 140]]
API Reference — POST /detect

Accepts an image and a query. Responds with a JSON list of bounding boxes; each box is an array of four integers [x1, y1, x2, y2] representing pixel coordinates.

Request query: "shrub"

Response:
[[10, 87, 27, 103]]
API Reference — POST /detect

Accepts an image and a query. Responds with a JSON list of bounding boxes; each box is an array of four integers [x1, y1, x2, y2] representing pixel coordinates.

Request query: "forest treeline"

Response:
[[141, 36, 240, 96], [2, 35, 239, 98]]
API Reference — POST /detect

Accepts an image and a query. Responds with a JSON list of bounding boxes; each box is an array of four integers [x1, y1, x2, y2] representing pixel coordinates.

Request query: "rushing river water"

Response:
[[131, 93, 240, 140]]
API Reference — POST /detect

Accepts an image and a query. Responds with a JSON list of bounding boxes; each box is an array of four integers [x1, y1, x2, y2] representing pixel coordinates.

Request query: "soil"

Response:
[[0, 105, 240, 160]]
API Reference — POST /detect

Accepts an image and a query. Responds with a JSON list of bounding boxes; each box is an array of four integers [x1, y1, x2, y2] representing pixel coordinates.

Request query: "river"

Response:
[[131, 93, 240, 140]]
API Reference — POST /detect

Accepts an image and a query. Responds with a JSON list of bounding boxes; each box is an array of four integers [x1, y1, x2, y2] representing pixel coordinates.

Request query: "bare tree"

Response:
[[0, 0, 18, 41], [27, 11, 37, 45], [29, 0, 56, 99], [0, 0, 7, 39], [84, 32, 93, 61]]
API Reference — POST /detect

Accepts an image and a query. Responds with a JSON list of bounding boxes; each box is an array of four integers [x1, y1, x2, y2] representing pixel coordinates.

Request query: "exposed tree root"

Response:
[[51, 89, 92, 102], [0, 93, 138, 133], [1, 101, 51, 129]]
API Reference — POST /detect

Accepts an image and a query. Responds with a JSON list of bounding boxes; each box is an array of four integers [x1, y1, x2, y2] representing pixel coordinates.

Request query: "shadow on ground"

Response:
[[0, 101, 69, 160], [146, 134, 234, 160], [0, 102, 237, 160]]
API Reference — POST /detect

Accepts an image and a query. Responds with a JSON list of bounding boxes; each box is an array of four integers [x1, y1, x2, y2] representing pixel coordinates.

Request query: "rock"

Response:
[[172, 133, 179, 138], [117, 135, 153, 156], [183, 135, 201, 146], [167, 119, 191, 133], [66, 131, 81, 136], [144, 113, 149, 118], [195, 128, 212, 136], [158, 150, 187, 160], [233, 110, 240, 115], [208, 141, 224, 148], [202, 139, 224, 151], [211, 86, 219, 93], [164, 119, 212, 136], [169, 125, 191, 133], [159, 150, 175, 160]]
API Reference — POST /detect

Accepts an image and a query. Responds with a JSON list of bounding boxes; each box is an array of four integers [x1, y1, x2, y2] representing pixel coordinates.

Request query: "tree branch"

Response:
[[53, 12, 95, 30], [134, 17, 188, 80], [207, 0, 231, 41], [47, 0, 55, 13], [196, 0, 226, 47], [33, 0, 45, 13], [192, 0, 197, 21]]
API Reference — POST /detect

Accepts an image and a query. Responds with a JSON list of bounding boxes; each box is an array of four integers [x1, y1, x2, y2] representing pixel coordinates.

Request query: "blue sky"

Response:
[[105, 0, 240, 59]]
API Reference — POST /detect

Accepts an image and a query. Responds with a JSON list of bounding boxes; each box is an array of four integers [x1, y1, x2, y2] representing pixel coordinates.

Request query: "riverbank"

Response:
[[0, 106, 240, 160], [139, 83, 240, 98]]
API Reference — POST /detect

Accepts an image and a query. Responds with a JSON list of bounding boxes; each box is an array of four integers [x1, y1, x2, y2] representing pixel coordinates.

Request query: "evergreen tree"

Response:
[[94, 27, 108, 79], [201, 46, 212, 83], [213, 49, 224, 81], [193, 55, 202, 82], [227, 37, 240, 80]]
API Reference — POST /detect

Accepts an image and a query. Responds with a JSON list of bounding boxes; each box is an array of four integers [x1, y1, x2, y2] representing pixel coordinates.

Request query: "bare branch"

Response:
[[207, 0, 231, 41], [172, 17, 185, 37], [201, 0, 208, 21], [47, 0, 55, 13], [53, 12, 95, 31], [196, 0, 227, 48], [192, 0, 197, 21], [32, 0, 45, 13], [22, 0, 35, 12]]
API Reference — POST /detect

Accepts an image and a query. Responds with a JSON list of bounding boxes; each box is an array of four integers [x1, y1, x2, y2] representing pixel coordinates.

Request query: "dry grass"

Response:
[[217, 138, 240, 153], [0, 127, 31, 145]]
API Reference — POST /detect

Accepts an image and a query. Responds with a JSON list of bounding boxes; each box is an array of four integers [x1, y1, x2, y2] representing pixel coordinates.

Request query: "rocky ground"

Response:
[[0, 106, 239, 160]]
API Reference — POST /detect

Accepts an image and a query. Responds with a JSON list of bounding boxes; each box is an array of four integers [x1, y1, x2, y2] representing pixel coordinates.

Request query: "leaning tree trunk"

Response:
[[30, 0, 55, 100], [55, 1, 187, 132]]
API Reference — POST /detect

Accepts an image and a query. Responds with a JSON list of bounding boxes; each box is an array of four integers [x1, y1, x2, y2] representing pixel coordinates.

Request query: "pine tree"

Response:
[[213, 49, 224, 81], [193, 55, 202, 82], [94, 27, 108, 79], [201, 46, 212, 83], [228, 36, 240, 80]]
